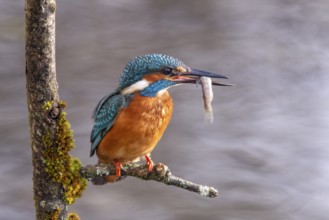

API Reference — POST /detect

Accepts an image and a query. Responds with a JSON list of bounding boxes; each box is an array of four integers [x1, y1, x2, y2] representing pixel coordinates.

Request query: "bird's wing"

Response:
[[90, 91, 125, 157]]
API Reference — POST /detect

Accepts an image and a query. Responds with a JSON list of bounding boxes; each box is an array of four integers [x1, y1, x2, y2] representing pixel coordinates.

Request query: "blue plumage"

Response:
[[91, 54, 186, 157], [90, 92, 125, 156], [140, 79, 176, 97], [119, 54, 185, 89]]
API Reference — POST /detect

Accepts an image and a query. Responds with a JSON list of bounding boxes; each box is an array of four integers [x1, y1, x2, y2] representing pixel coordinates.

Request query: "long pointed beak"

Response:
[[184, 68, 228, 79], [172, 68, 233, 86]]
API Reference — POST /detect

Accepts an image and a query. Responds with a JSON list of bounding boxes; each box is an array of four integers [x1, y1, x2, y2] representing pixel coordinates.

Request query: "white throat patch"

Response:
[[121, 79, 149, 95]]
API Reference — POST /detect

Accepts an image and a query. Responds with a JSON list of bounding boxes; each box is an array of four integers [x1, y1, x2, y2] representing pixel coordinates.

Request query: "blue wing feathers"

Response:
[[90, 91, 125, 157]]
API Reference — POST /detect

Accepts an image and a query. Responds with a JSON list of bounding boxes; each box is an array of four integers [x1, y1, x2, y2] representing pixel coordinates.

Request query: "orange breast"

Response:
[[96, 91, 173, 164]]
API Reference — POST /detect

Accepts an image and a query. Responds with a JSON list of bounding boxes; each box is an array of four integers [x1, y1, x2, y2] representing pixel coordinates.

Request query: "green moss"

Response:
[[42, 133, 52, 147], [43, 100, 87, 205]]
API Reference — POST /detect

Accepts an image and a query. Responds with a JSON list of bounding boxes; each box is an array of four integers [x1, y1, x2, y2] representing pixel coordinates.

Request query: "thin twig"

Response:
[[80, 163, 219, 198]]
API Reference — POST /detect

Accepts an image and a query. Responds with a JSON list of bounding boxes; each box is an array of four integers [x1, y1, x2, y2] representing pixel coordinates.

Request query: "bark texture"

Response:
[[81, 163, 219, 198], [25, 0, 67, 219]]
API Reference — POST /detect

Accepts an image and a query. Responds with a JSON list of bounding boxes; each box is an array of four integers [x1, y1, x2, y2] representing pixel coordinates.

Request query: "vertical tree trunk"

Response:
[[25, 0, 67, 219]]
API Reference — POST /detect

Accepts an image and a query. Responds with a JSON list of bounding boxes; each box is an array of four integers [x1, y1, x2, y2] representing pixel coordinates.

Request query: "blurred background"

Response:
[[1, 0, 329, 219]]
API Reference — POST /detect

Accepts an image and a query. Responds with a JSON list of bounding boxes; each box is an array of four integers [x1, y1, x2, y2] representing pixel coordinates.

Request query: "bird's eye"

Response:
[[163, 67, 173, 75]]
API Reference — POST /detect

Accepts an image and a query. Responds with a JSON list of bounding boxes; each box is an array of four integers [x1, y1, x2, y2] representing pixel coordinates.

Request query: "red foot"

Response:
[[114, 161, 122, 177], [145, 155, 154, 172]]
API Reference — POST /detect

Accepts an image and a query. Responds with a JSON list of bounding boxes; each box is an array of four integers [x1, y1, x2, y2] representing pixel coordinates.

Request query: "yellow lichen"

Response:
[[51, 208, 61, 220], [44, 207, 60, 220], [42, 100, 87, 205], [43, 100, 53, 111], [67, 213, 80, 220]]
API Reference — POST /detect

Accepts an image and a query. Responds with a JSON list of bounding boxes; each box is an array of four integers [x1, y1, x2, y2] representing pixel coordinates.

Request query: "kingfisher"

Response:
[[90, 54, 229, 181]]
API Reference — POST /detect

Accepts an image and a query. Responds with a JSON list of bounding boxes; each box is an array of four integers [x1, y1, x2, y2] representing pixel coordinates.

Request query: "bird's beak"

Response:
[[172, 68, 233, 86]]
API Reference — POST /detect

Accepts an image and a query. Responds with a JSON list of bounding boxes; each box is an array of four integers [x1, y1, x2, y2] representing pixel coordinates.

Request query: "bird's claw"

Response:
[[145, 155, 154, 172], [114, 161, 122, 177]]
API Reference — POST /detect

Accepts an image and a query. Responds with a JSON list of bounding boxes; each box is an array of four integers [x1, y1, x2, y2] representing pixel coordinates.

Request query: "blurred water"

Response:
[[1, 0, 329, 219]]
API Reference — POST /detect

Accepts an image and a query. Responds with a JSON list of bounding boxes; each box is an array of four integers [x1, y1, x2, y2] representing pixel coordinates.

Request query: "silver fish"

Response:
[[200, 76, 214, 123]]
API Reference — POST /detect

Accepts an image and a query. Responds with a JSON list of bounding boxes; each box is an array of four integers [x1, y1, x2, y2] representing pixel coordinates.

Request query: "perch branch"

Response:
[[80, 163, 218, 198]]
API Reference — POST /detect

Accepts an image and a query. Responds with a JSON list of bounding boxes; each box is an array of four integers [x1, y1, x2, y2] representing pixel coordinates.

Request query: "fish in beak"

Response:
[[171, 67, 234, 123], [172, 68, 234, 86]]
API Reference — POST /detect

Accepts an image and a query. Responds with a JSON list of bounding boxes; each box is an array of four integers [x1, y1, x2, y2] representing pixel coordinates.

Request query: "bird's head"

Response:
[[119, 53, 230, 97]]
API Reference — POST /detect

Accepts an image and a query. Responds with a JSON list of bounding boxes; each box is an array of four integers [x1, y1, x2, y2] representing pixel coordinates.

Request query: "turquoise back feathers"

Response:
[[90, 92, 124, 156]]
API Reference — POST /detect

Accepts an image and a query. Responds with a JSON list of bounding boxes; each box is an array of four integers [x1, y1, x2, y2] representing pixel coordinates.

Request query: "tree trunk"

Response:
[[25, 0, 67, 219]]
